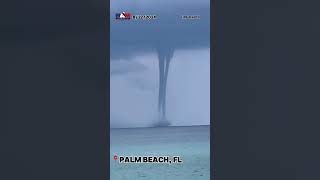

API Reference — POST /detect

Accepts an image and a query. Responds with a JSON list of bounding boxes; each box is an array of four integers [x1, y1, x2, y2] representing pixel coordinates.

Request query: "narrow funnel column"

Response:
[[162, 48, 174, 121], [156, 47, 174, 126], [157, 52, 165, 121]]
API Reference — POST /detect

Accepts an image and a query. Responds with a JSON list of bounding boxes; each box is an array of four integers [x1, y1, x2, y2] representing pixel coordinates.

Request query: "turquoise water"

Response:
[[110, 125, 210, 180]]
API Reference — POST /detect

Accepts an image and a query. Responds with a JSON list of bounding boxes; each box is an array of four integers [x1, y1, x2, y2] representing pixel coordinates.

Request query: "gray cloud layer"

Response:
[[110, 0, 210, 60], [110, 0, 210, 128]]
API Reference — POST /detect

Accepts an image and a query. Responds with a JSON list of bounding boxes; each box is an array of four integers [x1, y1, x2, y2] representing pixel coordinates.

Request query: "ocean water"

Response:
[[110, 125, 210, 180]]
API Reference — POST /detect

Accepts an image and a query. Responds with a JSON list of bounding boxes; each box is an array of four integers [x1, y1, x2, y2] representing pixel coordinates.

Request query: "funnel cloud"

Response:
[[110, 0, 210, 128]]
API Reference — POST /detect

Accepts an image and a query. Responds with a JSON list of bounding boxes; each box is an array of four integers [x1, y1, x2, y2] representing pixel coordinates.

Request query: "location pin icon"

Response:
[[114, 155, 118, 161]]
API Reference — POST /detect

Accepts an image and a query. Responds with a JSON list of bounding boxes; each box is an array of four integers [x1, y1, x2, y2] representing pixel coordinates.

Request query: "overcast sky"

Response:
[[111, 49, 210, 128], [110, 0, 210, 128]]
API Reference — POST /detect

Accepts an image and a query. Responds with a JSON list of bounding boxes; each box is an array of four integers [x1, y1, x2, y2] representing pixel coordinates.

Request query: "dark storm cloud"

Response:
[[110, 0, 210, 60], [111, 60, 147, 75], [110, 0, 210, 127]]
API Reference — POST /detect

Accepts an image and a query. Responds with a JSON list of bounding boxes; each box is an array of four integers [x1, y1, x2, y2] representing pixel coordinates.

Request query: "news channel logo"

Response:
[[115, 12, 131, 20], [115, 12, 156, 20]]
